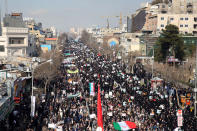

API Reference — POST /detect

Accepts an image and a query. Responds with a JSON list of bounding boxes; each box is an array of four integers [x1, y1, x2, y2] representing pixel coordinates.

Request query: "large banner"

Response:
[[89, 83, 95, 96]]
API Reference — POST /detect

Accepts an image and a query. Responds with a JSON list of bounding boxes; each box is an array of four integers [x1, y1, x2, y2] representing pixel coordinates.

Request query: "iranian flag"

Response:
[[113, 121, 137, 130], [89, 83, 95, 96]]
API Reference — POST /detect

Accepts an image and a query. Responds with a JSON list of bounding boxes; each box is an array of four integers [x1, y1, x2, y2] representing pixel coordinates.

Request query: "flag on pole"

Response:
[[113, 121, 137, 130], [97, 84, 104, 130], [89, 83, 95, 96]]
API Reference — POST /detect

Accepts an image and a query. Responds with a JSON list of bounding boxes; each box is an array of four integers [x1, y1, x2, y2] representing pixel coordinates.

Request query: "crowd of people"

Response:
[[41, 42, 197, 130], [8, 41, 196, 131]]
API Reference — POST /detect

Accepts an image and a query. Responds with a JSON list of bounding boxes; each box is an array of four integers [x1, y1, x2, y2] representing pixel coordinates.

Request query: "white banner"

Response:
[[107, 112, 113, 116], [30, 96, 36, 117], [177, 116, 183, 127], [89, 114, 96, 119]]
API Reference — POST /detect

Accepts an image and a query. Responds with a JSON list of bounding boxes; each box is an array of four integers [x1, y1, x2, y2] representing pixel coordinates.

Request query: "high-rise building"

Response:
[[127, 16, 132, 33], [50, 27, 57, 37], [3, 13, 25, 27], [132, 8, 147, 33], [0, 13, 30, 57]]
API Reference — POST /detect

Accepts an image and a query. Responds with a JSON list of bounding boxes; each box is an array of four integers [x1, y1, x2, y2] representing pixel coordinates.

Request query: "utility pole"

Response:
[[31, 63, 34, 96], [152, 47, 154, 79]]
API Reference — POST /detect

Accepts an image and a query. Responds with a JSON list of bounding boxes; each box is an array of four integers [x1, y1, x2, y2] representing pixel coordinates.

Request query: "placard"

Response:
[[157, 110, 161, 114], [105, 94, 109, 99], [121, 113, 126, 116], [90, 114, 96, 119], [130, 96, 134, 100], [109, 92, 112, 97], [48, 123, 56, 129], [107, 112, 113, 116], [149, 96, 153, 99]]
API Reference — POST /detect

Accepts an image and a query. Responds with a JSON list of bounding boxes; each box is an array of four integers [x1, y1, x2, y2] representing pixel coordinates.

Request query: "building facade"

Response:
[[1, 27, 29, 57], [157, 14, 197, 35], [0, 13, 35, 58]]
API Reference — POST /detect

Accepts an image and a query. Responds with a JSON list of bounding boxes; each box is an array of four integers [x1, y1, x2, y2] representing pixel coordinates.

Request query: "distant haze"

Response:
[[1, 0, 151, 32]]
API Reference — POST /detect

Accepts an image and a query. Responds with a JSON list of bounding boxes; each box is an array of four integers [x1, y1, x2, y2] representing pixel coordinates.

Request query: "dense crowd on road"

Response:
[[35, 42, 196, 131], [6, 42, 196, 131]]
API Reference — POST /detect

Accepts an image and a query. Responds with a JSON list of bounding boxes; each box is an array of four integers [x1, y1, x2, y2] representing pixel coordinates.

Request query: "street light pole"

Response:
[[31, 63, 34, 96], [152, 47, 154, 79]]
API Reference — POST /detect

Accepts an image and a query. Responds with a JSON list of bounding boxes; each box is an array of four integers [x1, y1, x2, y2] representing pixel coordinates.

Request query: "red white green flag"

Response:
[[113, 121, 137, 130]]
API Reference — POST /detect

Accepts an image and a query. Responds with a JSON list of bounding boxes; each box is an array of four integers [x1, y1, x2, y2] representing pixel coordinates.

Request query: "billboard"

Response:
[[40, 45, 51, 52]]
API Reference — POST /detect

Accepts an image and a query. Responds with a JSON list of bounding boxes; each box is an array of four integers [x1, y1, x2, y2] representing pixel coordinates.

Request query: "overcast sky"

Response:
[[1, 0, 151, 32]]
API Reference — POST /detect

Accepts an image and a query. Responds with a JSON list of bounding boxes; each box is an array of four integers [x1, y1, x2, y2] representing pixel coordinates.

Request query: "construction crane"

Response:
[[101, 13, 127, 29], [115, 12, 127, 29]]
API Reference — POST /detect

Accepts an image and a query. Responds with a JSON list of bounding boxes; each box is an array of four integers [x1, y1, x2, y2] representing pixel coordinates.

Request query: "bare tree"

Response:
[[34, 39, 63, 94]]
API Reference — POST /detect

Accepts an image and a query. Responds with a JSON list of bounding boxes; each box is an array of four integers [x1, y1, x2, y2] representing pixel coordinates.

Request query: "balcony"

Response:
[[3, 27, 28, 34]]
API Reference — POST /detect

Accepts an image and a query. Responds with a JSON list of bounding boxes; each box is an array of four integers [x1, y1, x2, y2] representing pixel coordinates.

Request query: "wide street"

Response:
[[1, 0, 197, 131], [18, 41, 195, 130]]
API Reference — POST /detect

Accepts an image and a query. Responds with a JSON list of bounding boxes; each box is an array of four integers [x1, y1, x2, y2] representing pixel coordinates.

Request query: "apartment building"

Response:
[[171, 0, 197, 14], [157, 14, 197, 35], [0, 13, 34, 58]]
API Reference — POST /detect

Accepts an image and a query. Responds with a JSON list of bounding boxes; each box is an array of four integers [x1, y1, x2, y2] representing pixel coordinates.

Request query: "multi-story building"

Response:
[[50, 27, 57, 37], [24, 18, 45, 44], [0, 13, 35, 58], [132, 0, 197, 35], [171, 0, 197, 14], [120, 33, 142, 55], [157, 14, 197, 35], [127, 16, 132, 33]]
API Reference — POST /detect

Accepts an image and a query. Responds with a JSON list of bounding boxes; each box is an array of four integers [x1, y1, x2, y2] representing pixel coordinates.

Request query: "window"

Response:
[[161, 17, 164, 20], [180, 25, 183, 27], [194, 17, 197, 22], [185, 17, 189, 20], [170, 18, 174, 21], [185, 25, 188, 27], [180, 18, 184, 20], [9, 38, 24, 44], [161, 24, 164, 27], [127, 39, 131, 42], [0, 45, 5, 52]]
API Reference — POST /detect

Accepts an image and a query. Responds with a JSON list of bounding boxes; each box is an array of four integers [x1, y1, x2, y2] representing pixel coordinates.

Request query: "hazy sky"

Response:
[[1, 0, 151, 32]]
